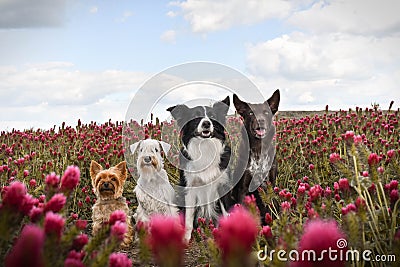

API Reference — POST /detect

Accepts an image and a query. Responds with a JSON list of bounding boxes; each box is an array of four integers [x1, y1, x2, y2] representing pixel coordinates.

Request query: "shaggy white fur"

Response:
[[130, 139, 178, 222], [183, 136, 228, 241]]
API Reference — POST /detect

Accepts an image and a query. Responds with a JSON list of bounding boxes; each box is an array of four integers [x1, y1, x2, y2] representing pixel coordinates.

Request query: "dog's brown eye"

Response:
[[249, 111, 254, 116], [111, 177, 116, 181]]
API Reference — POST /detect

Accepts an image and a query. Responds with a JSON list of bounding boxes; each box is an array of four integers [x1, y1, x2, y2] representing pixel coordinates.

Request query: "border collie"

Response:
[[167, 96, 231, 241], [231, 90, 280, 222]]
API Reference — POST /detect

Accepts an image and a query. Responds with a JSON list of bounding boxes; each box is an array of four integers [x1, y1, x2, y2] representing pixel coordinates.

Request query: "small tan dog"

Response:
[[90, 160, 133, 247]]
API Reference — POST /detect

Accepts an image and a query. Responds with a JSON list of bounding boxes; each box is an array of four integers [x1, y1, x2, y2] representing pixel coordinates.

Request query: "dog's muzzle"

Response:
[[254, 127, 267, 138], [100, 182, 114, 192], [198, 119, 213, 138], [253, 119, 268, 139], [140, 155, 159, 169], [143, 156, 152, 164], [139, 154, 161, 171]]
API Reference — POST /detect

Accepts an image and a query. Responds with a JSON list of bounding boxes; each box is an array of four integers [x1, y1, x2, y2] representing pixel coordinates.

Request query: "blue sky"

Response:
[[1, 0, 399, 130]]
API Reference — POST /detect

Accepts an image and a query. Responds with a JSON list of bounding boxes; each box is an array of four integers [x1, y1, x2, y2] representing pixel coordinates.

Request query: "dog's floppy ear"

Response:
[[233, 94, 249, 116], [213, 96, 230, 115], [265, 89, 280, 115], [114, 161, 127, 179], [90, 160, 103, 180], [167, 104, 189, 119], [167, 104, 189, 127], [130, 140, 141, 154], [158, 140, 171, 154]]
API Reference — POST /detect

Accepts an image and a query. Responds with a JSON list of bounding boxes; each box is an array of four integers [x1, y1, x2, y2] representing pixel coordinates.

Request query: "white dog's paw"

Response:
[[184, 229, 192, 243]]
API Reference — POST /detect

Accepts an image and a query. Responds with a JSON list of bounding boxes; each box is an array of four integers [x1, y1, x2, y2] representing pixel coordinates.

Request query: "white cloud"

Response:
[[242, 0, 400, 111], [246, 29, 400, 110], [124, 64, 267, 123], [160, 30, 177, 44], [299, 91, 314, 104], [171, 0, 299, 33], [246, 32, 400, 81], [166, 10, 178, 18], [0, 63, 151, 130], [24, 61, 74, 70], [0, 0, 67, 28], [288, 0, 400, 36], [116, 10, 133, 23], [249, 73, 400, 111], [89, 6, 98, 14], [146, 83, 238, 122]]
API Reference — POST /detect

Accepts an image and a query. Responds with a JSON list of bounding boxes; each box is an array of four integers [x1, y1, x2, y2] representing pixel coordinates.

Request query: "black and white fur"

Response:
[[167, 96, 231, 241], [130, 139, 178, 222]]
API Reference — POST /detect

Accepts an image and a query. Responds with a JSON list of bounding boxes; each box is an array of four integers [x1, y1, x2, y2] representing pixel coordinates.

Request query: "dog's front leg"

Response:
[[184, 206, 195, 242], [168, 204, 178, 216]]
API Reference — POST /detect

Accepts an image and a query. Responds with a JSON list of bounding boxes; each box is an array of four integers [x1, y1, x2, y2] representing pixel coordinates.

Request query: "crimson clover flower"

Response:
[[109, 210, 127, 225], [5, 225, 45, 267], [110, 221, 127, 241], [148, 215, 186, 267], [109, 253, 132, 267], [214, 207, 258, 266], [292, 219, 347, 267], [60, 166, 80, 192], [44, 211, 65, 240], [44, 193, 66, 213]]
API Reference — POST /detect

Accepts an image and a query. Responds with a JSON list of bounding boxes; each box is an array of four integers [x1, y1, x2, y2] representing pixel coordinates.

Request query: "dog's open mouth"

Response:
[[254, 127, 266, 138], [99, 183, 115, 193], [200, 130, 212, 138], [100, 188, 114, 193]]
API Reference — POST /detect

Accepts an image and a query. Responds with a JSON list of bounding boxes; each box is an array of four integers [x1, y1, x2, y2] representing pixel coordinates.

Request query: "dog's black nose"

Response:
[[257, 119, 266, 128], [103, 182, 109, 188], [144, 156, 152, 163], [202, 120, 211, 129]]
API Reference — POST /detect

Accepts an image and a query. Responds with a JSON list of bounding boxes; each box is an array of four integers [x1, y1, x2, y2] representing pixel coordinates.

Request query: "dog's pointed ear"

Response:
[[130, 140, 141, 154], [213, 96, 230, 115], [265, 89, 280, 115], [233, 94, 249, 116], [159, 140, 171, 154], [220, 95, 230, 107], [90, 160, 103, 180], [114, 161, 127, 179], [166, 105, 176, 113], [167, 104, 189, 127]]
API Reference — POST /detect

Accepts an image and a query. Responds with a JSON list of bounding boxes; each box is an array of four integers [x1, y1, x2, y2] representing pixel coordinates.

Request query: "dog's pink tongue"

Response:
[[256, 129, 266, 136]]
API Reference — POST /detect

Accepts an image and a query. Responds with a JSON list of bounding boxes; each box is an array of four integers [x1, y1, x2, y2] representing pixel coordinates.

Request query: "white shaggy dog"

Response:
[[130, 139, 178, 222]]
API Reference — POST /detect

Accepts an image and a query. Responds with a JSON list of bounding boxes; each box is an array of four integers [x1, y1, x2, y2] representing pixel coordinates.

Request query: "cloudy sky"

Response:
[[1, 0, 399, 130]]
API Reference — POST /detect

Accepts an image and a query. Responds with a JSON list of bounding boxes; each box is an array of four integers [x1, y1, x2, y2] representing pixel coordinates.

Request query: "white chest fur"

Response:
[[134, 169, 177, 221], [184, 137, 228, 218], [247, 153, 272, 192], [184, 137, 224, 186], [248, 154, 271, 176]]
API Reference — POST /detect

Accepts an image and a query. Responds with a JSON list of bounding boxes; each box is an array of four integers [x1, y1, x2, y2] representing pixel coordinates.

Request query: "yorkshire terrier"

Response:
[[90, 160, 133, 247]]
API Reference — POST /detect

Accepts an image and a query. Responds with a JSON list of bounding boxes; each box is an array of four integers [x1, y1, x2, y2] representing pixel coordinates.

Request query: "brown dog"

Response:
[[90, 160, 133, 247], [230, 90, 280, 223]]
